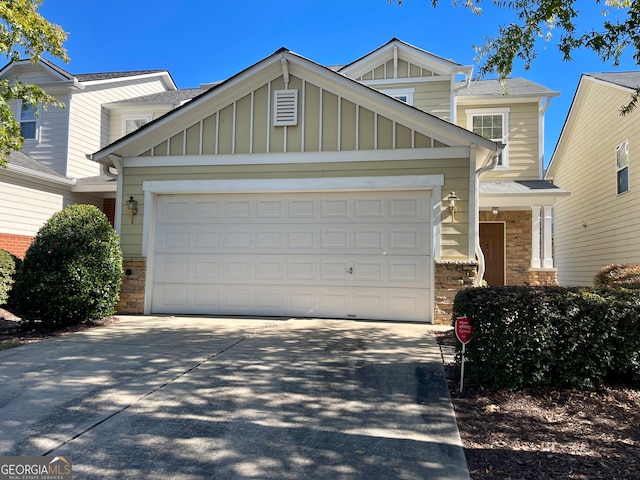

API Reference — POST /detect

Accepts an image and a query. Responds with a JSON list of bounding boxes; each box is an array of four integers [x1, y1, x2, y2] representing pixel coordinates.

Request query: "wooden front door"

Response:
[[480, 222, 505, 285]]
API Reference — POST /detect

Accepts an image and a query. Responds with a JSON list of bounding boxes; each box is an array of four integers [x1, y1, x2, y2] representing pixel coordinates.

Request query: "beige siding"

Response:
[[107, 107, 172, 144], [550, 81, 640, 286], [67, 77, 169, 178], [119, 158, 471, 259], [18, 97, 70, 176], [0, 177, 101, 236], [457, 101, 540, 180], [368, 81, 452, 121], [145, 75, 449, 158]]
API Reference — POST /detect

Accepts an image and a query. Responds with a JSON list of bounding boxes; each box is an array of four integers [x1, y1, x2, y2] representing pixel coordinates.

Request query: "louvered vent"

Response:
[[273, 89, 298, 126]]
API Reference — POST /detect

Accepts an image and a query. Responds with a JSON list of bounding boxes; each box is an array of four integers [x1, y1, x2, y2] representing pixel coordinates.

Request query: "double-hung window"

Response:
[[20, 102, 39, 141], [466, 107, 510, 168], [381, 88, 414, 106], [616, 140, 630, 194], [123, 116, 152, 136]]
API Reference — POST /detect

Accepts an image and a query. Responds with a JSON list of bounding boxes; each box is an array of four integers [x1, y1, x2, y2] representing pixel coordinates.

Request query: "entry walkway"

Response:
[[0, 316, 469, 479]]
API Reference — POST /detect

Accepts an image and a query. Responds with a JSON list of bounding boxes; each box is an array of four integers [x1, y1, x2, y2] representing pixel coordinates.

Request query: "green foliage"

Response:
[[0, 249, 21, 305], [391, 0, 640, 113], [0, 0, 68, 167], [13, 204, 123, 327], [453, 286, 640, 390], [594, 263, 640, 289]]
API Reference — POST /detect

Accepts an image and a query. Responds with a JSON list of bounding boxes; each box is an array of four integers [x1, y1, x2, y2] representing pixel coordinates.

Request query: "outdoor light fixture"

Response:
[[447, 191, 459, 223], [492, 206, 499, 216], [126, 195, 138, 223]]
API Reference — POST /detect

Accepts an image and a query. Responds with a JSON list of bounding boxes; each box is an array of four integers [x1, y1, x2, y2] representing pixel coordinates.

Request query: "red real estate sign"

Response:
[[455, 316, 473, 344]]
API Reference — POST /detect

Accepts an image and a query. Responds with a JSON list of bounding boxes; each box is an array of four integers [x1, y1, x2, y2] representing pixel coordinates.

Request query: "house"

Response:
[[546, 72, 640, 286], [0, 58, 206, 257], [91, 39, 567, 324]]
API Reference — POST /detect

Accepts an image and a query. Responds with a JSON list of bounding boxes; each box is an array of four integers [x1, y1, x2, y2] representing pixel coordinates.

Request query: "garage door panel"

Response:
[[152, 191, 432, 321]]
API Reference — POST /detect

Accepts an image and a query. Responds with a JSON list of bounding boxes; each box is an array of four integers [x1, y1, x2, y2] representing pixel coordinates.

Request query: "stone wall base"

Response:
[[434, 260, 478, 326], [116, 258, 146, 314], [529, 268, 559, 286]]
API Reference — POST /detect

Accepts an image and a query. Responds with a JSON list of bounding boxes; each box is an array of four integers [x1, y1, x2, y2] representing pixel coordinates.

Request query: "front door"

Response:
[[480, 222, 505, 285]]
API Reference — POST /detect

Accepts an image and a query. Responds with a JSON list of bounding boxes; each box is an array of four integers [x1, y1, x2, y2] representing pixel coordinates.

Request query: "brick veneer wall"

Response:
[[0, 233, 33, 258], [434, 260, 478, 325], [116, 258, 146, 314], [103, 198, 116, 227]]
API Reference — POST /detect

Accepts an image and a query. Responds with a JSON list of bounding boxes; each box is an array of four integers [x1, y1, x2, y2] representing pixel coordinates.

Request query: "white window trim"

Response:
[[381, 87, 415, 106], [465, 107, 510, 169], [616, 139, 630, 195], [19, 101, 41, 143], [122, 115, 152, 136]]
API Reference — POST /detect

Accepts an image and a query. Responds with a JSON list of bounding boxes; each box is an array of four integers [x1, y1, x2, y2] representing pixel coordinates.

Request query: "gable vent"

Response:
[[273, 89, 298, 126]]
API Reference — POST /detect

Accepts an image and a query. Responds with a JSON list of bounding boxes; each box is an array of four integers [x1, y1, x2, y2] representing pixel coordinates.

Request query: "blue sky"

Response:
[[38, 0, 638, 167]]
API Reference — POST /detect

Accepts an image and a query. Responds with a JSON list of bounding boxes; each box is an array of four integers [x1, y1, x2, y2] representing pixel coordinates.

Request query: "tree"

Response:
[[393, 0, 640, 113], [0, 0, 68, 167]]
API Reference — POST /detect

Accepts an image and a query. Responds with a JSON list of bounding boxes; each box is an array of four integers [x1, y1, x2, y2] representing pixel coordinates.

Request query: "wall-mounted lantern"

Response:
[[126, 195, 138, 223], [447, 191, 459, 223]]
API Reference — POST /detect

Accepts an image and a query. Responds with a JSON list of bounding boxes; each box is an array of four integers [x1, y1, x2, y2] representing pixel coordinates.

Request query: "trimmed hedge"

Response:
[[12, 205, 123, 327], [0, 250, 21, 306], [452, 286, 640, 390]]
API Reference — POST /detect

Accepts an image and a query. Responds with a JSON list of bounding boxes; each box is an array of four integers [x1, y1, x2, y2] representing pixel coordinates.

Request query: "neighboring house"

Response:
[[91, 39, 567, 324], [546, 72, 640, 286], [0, 58, 206, 257]]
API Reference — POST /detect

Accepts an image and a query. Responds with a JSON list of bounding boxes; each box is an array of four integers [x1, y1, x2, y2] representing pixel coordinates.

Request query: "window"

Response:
[[381, 88, 414, 106], [616, 140, 629, 194], [123, 117, 151, 136], [466, 107, 510, 168], [20, 102, 38, 140]]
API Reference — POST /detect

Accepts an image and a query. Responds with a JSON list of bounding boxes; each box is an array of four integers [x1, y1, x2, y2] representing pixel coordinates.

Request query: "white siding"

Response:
[[0, 178, 101, 236], [67, 78, 169, 178], [550, 81, 640, 286]]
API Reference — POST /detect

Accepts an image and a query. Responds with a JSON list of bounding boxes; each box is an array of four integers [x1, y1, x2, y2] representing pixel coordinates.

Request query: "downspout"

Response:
[[474, 146, 501, 286], [538, 96, 552, 179], [451, 66, 473, 124], [108, 154, 124, 235]]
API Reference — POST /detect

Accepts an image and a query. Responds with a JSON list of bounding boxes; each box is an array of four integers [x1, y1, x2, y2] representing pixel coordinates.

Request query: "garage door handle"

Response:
[[346, 267, 353, 274]]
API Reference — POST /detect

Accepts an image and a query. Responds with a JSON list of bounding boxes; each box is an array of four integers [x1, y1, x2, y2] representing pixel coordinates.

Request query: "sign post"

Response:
[[455, 316, 473, 393]]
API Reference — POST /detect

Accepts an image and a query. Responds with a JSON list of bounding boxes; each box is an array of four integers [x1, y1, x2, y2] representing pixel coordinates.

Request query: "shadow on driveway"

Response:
[[0, 316, 468, 479]]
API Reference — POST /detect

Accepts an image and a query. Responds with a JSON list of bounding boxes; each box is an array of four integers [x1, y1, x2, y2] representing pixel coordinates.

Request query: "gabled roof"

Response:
[[104, 87, 209, 107], [455, 78, 559, 99], [339, 38, 472, 79], [92, 46, 499, 164], [6, 151, 75, 186], [75, 70, 168, 82], [585, 72, 640, 90]]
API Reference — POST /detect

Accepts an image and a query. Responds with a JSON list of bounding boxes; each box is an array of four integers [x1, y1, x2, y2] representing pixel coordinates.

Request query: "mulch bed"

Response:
[[436, 329, 640, 480]]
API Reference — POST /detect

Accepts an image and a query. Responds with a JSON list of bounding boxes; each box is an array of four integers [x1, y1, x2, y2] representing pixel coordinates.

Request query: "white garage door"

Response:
[[151, 190, 432, 321]]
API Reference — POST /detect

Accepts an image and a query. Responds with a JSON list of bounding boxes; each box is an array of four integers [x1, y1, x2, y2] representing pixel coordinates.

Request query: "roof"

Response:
[[584, 72, 640, 90], [106, 87, 209, 105], [455, 78, 559, 98], [480, 180, 568, 195], [75, 70, 169, 82], [7, 151, 69, 179]]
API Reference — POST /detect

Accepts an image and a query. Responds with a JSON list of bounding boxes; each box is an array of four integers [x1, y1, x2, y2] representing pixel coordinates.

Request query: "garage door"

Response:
[[151, 190, 432, 321]]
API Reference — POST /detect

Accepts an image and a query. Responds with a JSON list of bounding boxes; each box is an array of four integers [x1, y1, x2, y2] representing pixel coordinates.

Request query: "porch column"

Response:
[[531, 205, 542, 268], [542, 206, 554, 268]]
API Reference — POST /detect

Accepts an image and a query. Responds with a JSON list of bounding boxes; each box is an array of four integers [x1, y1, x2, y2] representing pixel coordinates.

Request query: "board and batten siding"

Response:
[[67, 77, 170, 179], [118, 158, 470, 260], [456, 101, 540, 181], [140, 75, 439, 158], [550, 81, 640, 286]]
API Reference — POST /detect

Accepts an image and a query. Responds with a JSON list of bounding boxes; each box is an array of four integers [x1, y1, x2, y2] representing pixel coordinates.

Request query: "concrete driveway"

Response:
[[0, 316, 468, 479]]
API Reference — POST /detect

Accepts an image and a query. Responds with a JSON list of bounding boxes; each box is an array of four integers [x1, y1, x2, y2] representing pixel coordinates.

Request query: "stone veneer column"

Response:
[[116, 258, 146, 314], [434, 260, 478, 325]]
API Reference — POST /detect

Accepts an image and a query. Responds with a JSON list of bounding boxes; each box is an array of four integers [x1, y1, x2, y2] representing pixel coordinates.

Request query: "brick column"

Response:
[[434, 260, 478, 325], [116, 257, 146, 314]]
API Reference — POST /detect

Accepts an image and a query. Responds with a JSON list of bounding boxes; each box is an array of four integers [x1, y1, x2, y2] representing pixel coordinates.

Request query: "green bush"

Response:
[[12, 205, 123, 327], [452, 285, 640, 390], [594, 263, 640, 289], [0, 249, 21, 305]]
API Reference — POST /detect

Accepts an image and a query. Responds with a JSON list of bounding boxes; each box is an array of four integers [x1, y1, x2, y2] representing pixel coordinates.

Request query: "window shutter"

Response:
[[273, 90, 298, 126]]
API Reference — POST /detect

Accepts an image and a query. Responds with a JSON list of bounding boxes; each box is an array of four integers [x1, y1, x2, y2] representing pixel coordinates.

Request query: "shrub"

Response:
[[13, 205, 123, 327], [594, 263, 640, 289], [453, 285, 640, 390], [0, 249, 21, 305]]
